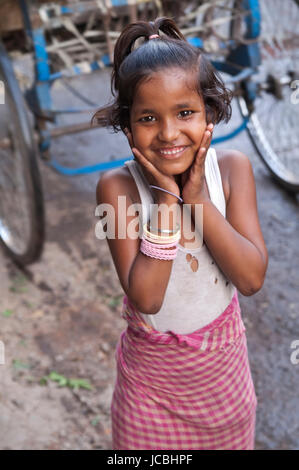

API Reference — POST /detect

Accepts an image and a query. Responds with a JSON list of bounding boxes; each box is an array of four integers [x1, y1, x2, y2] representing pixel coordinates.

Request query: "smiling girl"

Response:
[[95, 17, 268, 450]]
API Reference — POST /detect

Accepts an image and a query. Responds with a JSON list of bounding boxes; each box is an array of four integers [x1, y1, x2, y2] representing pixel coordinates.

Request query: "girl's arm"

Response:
[[187, 150, 268, 296], [96, 170, 179, 314]]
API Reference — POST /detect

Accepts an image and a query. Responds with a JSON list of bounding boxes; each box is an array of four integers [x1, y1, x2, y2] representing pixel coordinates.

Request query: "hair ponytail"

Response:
[[112, 17, 185, 93], [152, 17, 185, 41], [112, 22, 151, 93]]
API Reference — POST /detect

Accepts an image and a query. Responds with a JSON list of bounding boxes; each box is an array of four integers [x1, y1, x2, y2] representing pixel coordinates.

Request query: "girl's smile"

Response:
[[157, 145, 188, 159], [130, 67, 208, 179]]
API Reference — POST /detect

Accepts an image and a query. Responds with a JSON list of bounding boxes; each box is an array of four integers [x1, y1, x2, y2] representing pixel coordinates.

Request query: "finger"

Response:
[[199, 129, 210, 148], [207, 127, 213, 148], [201, 128, 213, 149], [200, 128, 214, 154], [188, 148, 205, 180], [181, 169, 189, 188], [124, 128, 134, 149], [131, 147, 147, 164], [194, 138, 212, 170], [132, 148, 179, 196], [189, 126, 214, 180], [197, 146, 208, 164], [131, 147, 163, 181], [198, 123, 213, 147]]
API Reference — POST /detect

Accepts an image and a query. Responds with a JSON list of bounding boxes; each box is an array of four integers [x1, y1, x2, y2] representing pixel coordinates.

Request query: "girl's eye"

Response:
[[179, 110, 193, 118], [139, 116, 156, 123]]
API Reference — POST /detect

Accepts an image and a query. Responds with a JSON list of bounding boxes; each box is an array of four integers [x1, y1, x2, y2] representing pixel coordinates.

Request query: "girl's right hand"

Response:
[[125, 129, 180, 205]]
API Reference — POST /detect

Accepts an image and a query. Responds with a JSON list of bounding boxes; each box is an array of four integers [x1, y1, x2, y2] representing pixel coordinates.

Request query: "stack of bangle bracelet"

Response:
[[140, 222, 181, 260]]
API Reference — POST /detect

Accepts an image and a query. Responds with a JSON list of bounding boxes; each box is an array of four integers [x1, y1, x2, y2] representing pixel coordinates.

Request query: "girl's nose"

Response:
[[157, 119, 180, 143]]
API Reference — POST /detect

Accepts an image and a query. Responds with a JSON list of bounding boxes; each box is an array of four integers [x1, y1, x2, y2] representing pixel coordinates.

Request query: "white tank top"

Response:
[[124, 147, 236, 334]]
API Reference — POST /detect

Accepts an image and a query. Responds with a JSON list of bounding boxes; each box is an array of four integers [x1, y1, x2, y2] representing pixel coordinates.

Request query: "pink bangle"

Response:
[[141, 237, 179, 250], [140, 237, 178, 260], [141, 246, 178, 257], [140, 245, 178, 260]]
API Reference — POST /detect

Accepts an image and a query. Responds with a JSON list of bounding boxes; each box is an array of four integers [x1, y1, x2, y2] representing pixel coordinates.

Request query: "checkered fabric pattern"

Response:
[[111, 289, 257, 450]]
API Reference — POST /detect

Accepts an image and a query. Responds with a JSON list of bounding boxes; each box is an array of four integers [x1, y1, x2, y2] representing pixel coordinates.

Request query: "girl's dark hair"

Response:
[[93, 17, 232, 132]]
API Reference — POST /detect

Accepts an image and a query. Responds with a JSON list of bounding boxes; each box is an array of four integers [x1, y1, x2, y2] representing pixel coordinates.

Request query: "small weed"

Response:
[[91, 416, 100, 426], [108, 294, 123, 308], [40, 371, 93, 391], [2, 309, 13, 317], [9, 274, 28, 294], [12, 359, 31, 370]]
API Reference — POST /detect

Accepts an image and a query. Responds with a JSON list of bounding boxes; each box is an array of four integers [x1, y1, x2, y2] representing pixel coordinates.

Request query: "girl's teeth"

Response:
[[160, 147, 184, 155]]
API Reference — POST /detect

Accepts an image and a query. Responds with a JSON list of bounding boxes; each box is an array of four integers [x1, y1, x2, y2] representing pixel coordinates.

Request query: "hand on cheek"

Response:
[[181, 123, 214, 202]]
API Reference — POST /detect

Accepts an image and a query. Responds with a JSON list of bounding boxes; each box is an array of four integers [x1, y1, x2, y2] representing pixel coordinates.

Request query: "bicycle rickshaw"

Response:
[[0, 0, 298, 266]]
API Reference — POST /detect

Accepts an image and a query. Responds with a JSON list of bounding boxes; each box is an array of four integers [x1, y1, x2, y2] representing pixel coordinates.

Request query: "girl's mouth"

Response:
[[158, 146, 187, 160]]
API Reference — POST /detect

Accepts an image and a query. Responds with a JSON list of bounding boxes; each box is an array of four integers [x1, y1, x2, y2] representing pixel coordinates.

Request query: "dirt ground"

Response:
[[0, 68, 299, 450]]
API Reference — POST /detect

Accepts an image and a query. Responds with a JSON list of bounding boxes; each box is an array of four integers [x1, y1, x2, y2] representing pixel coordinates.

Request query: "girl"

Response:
[[95, 17, 268, 450]]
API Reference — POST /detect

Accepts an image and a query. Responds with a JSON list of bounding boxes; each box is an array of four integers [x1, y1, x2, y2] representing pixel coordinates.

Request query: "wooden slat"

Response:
[[0, 0, 43, 34]]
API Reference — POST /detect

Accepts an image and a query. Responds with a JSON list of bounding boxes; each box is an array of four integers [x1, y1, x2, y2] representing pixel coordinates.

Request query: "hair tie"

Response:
[[148, 34, 160, 40]]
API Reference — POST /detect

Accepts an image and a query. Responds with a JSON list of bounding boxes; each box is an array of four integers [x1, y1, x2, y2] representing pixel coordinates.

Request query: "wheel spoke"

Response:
[[250, 0, 299, 184], [0, 83, 33, 254]]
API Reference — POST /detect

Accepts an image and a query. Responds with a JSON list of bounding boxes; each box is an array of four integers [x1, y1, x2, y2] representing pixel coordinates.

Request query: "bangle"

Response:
[[140, 237, 178, 260], [143, 231, 181, 243], [150, 185, 183, 204], [147, 222, 180, 235], [141, 237, 179, 250], [143, 222, 180, 236], [143, 223, 181, 244]]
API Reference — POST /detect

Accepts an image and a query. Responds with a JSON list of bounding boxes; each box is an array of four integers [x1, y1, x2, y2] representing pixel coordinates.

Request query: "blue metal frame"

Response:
[[19, 0, 261, 175], [19, 1, 53, 151]]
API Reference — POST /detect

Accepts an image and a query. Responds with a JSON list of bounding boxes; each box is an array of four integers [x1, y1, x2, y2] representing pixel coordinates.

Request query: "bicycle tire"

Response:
[[238, 96, 299, 191], [0, 42, 45, 265], [235, 0, 299, 192]]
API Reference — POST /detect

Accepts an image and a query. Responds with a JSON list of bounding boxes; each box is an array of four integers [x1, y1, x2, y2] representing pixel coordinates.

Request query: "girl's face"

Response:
[[129, 67, 208, 181]]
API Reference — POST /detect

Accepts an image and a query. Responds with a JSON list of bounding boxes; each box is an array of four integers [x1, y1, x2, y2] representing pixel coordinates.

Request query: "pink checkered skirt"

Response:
[[111, 289, 257, 450]]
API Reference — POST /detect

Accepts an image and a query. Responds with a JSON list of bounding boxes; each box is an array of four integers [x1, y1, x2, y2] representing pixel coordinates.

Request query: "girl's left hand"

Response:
[[181, 123, 214, 203]]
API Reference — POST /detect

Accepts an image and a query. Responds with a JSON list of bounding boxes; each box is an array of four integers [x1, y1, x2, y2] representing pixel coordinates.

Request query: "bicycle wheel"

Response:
[[0, 42, 45, 265], [237, 0, 299, 192]]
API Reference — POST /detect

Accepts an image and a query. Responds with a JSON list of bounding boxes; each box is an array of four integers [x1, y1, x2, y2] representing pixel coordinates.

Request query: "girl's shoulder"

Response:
[[96, 166, 138, 205], [216, 148, 252, 205]]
